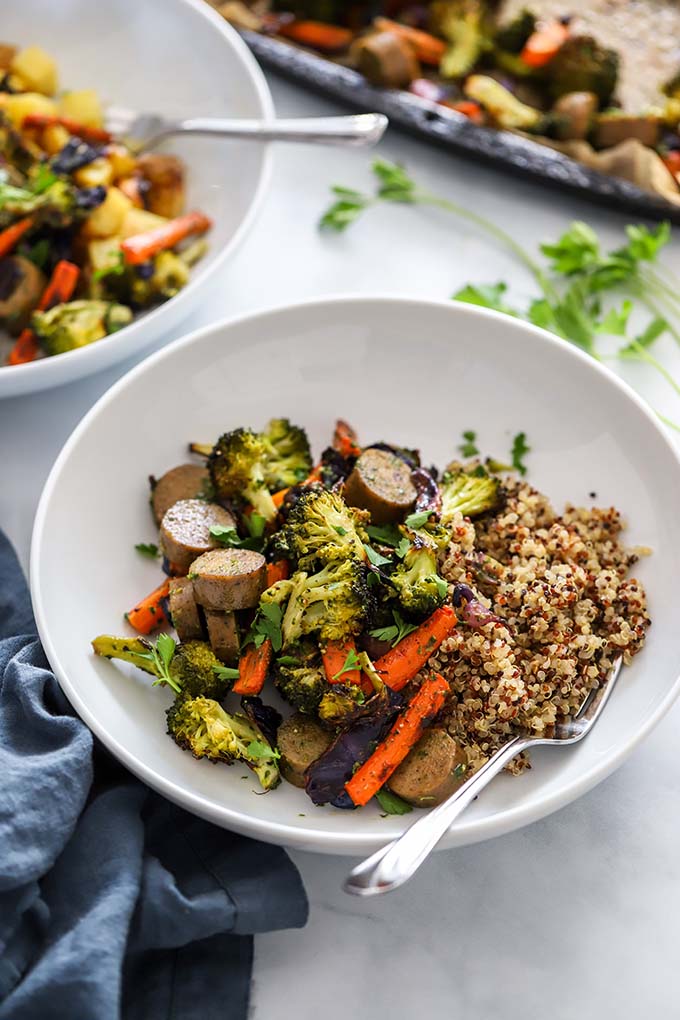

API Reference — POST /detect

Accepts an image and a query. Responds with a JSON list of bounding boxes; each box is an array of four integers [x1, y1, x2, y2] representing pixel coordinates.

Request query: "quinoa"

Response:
[[436, 477, 650, 776]]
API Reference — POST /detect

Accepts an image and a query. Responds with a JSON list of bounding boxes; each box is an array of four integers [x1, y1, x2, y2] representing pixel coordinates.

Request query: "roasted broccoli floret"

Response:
[[546, 35, 619, 104], [317, 682, 366, 727], [97, 251, 190, 308], [274, 645, 328, 714], [261, 417, 312, 490], [440, 468, 502, 524], [208, 428, 278, 521], [438, 2, 489, 80], [32, 300, 132, 356], [389, 544, 448, 619], [464, 75, 543, 130], [91, 635, 232, 700], [283, 488, 369, 569], [262, 557, 374, 647], [166, 696, 280, 790], [0, 176, 77, 229]]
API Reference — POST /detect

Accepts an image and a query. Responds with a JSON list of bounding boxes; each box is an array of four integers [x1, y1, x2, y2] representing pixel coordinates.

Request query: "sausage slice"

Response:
[[189, 548, 266, 611], [387, 728, 467, 807], [344, 448, 416, 524], [168, 576, 204, 642], [151, 464, 210, 525], [205, 610, 240, 665], [277, 713, 333, 788], [159, 499, 235, 574]]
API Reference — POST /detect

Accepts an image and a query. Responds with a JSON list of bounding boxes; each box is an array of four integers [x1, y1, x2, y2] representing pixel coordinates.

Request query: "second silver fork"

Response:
[[344, 656, 624, 897]]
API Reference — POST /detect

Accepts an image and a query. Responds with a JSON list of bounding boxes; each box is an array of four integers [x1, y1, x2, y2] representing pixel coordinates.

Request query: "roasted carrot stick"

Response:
[[443, 99, 484, 124], [373, 17, 446, 66], [272, 487, 290, 508], [345, 672, 450, 806], [333, 419, 361, 459], [322, 637, 361, 685], [125, 579, 170, 634], [520, 19, 570, 68], [22, 113, 112, 143], [266, 560, 290, 587], [373, 606, 457, 691], [277, 20, 353, 53], [233, 639, 273, 696], [0, 216, 34, 258], [121, 211, 212, 265], [7, 259, 80, 366]]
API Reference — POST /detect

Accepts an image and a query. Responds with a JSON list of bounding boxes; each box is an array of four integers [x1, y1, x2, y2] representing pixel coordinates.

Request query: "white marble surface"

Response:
[[2, 73, 680, 1018]]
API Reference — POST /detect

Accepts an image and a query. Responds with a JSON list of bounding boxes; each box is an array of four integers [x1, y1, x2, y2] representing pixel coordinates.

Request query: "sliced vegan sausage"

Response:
[[137, 153, 185, 218], [204, 609, 240, 665], [159, 499, 235, 574], [189, 548, 266, 611], [168, 575, 204, 642], [277, 713, 333, 788], [151, 464, 210, 525], [344, 448, 416, 524], [387, 728, 467, 807]]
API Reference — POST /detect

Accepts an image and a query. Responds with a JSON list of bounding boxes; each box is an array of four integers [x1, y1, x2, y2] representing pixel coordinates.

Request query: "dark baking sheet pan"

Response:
[[241, 29, 680, 224]]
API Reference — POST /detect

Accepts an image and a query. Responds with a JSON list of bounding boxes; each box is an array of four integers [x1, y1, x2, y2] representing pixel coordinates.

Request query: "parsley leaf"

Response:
[[135, 634, 181, 695], [92, 250, 126, 281], [135, 542, 159, 558], [370, 609, 418, 647], [247, 740, 280, 760], [320, 189, 371, 232], [404, 509, 432, 529], [511, 432, 530, 476], [540, 221, 600, 275], [366, 523, 402, 547], [375, 788, 412, 814], [247, 513, 266, 539], [23, 237, 50, 269], [213, 664, 240, 681], [332, 648, 362, 680], [246, 603, 283, 652], [372, 159, 418, 203], [31, 164, 58, 195], [363, 543, 392, 567], [619, 317, 668, 358], [210, 524, 265, 552], [453, 282, 519, 317], [458, 430, 479, 458]]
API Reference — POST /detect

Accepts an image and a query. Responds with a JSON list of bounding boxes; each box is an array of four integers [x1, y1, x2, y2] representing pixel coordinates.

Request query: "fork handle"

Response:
[[344, 734, 530, 897], [167, 113, 387, 147]]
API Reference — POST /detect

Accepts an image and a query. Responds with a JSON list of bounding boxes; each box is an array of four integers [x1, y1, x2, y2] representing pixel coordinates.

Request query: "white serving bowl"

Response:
[[31, 296, 680, 854], [0, 0, 272, 397]]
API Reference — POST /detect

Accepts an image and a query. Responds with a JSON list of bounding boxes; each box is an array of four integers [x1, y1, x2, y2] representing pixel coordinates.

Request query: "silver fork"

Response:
[[345, 656, 624, 897], [104, 106, 388, 152]]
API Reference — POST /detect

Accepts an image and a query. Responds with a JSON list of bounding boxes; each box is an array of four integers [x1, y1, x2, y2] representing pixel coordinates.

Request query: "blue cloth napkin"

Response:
[[0, 530, 308, 1020]]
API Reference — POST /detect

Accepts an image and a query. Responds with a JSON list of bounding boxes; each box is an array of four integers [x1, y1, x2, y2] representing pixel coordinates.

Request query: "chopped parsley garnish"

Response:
[[332, 648, 362, 680], [363, 543, 392, 567], [210, 524, 265, 552], [511, 432, 530, 476], [375, 788, 412, 815], [459, 430, 480, 457], [92, 250, 126, 281], [333, 525, 348, 536], [247, 740, 280, 761], [404, 509, 433, 529], [135, 542, 160, 558], [135, 634, 180, 694], [213, 664, 240, 681], [370, 609, 419, 647], [246, 603, 283, 652]]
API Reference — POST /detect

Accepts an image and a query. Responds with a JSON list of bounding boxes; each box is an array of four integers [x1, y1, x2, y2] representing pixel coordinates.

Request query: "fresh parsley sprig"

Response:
[[320, 161, 680, 430], [332, 647, 362, 680], [370, 609, 419, 647], [135, 542, 160, 559], [136, 634, 181, 694]]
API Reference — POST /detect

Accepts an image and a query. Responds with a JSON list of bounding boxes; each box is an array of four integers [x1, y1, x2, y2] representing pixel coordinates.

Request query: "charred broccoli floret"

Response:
[[262, 558, 374, 647], [261, 417, 312, 490], [388, 544, 448, 620], [208, 428, 278, 522], [547, 35, 619, 104], [274, 645, 328, 714], [166, 696, 280, 790], [91, 635, 232, 700], [440, 468, 502, 524], [97, 251, 190, 308], [32, 300, 132, 356], [284, 488, 369, 569], [317, 682, 366, 727], [0, 176, 77, 229], [438, 2, 489, 80]]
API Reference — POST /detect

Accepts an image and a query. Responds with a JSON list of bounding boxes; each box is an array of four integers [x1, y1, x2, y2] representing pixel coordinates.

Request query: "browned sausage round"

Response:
[[0, 255, 46, 333], [351, 31, 420, 89], [151, 464, 209, 525], [344, 448, 416, 524], [168, 575, 204, 642], [159, 499, 235, 574], [189, 548, 266, 611], [387, 728, 467, 807], [277, 713, 333, 788], [137, 153, 185, 218], [204, 610, 240, 665]]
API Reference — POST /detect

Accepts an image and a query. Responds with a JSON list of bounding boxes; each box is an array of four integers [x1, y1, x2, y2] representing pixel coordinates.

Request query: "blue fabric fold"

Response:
[[0, 530, 307, 1019]]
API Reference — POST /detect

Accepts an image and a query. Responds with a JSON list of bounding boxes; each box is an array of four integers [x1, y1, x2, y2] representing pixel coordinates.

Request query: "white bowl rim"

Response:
[[0, 0, 274, 390], [30, 294, 680, 852]]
